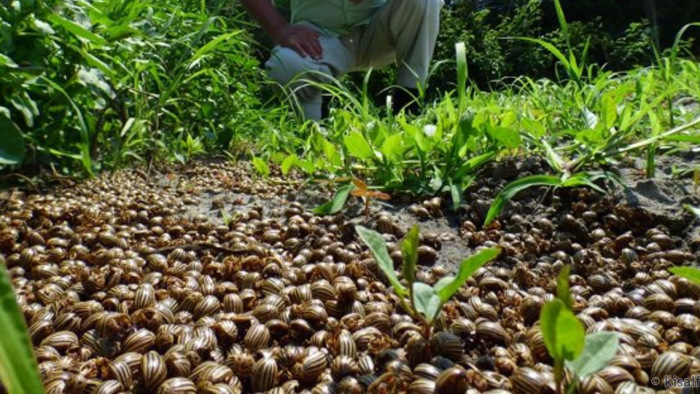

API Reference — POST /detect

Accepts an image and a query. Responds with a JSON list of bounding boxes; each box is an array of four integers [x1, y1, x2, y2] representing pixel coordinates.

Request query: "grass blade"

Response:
[[0, 258, 45, 394], [455, 42, 468, 111], [435, 247, 500, 302], [484, 175, 563, 226], [400, 225, 419, 286], [356, 226, 408, 297], [313, 183, 354, 215]]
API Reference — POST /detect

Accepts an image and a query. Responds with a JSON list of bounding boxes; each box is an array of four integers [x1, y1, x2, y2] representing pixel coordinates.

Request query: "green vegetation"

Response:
[[356, 224, 500, 337], [0, 257, 45, 394], [1, 0, 271, 175], [540, 266, 619, 394]]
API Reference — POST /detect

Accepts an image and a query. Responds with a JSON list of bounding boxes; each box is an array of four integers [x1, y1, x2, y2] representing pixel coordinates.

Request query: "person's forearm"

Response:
[[239, 0, 289, 43]]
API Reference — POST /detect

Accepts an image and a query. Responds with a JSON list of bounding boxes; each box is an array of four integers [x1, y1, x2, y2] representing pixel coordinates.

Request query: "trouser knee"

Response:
[[265, 47, 309, 86]]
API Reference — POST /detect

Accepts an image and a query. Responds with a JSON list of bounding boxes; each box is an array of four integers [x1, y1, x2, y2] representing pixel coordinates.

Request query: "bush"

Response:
[[0, 0, 270, 175]]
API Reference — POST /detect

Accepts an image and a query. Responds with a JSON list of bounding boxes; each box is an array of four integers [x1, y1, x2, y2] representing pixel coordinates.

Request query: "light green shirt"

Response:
[[289, 0, 387, 35]]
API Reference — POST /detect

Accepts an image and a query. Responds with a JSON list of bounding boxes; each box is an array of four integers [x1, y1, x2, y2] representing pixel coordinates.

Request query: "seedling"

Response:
[[356, 224, 500, 338], [350, 178, 391, 215], [540, 266, 619, 394], [313, 178, 390, 216]]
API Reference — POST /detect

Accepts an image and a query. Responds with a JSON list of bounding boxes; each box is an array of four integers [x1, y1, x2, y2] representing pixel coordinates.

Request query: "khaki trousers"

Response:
[[265, 0, 444, 120]]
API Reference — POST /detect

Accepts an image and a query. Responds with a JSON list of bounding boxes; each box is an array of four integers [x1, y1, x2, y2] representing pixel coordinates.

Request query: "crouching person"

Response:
[[240, 0, 444, 120]]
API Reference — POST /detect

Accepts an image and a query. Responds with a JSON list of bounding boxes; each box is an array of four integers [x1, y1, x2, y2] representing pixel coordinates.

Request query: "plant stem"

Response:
[[554, 358, 564, 394]]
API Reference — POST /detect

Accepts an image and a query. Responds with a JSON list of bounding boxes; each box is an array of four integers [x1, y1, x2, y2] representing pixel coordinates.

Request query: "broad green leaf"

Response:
[[567, 332, 620, 378], [541, 299, 585, 361], [296, 159, 316, 174], [281, 154, 298, 175], [521, 118, 545, 138], [322, 139, 339, 165], [601, 93, 618, 130], [313, 183, 354, 215], [484, 175, 563, 226], [413, 282, 442, 322], [669, 266, 700, 286], [556, 265, 572, 310], [0, 114, 25, 165], [435, 247, 500, 302], [46, 12, 107, 45], [380, 133, 404, 162], [344, 131, 374, 160], [252, 157, 269, 178], [487, 126, 521, 149], [397, 116, 428, 153], [401, 225, 419, 285], [540, 299, 564, 359], [0, 258, 45, 394], [434, 276, 454, 294], [356, 226, 407, 297]]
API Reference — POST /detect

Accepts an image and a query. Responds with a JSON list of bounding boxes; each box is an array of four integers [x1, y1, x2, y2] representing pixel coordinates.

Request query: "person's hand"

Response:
[[274, 25, 323, 60]]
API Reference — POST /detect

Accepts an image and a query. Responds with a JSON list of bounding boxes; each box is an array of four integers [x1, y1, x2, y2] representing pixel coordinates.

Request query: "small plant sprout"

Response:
[[541, 266, 619, 394], [356, 224, 500, 338], [350, 178, 391, 215]]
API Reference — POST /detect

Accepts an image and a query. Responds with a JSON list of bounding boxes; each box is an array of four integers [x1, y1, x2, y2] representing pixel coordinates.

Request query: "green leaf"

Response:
[[455, 41, 468, 110], [556, 265, 572, 310], [10, 92, 39, 128], [413, 282, 442, 322], [189, 31, 241, 66], [0, 114, 25, 165], [0, 258, 46, 394], [380, 133, 404, 162], [449, 181, 463, 211], [484, 175, 563, 226], [344, 131, 374, 160], [515, 37, 571, 74], [553, 0, 569, 41], [669, 266, 700, 286], [0, 54, 18, 68], [487, 126, 521, 149], [356, 226, 407, 297], [435, 247, 500, 302], [313, 183, 354, 215], [401, 225, 419, 285], [540, 299, 585, 361], [540, 299, 563, 359], [567, 332, 620, 379], [252, 157, 269, 178], [281, 154, 298, 175], [46, 12, 107, 45]]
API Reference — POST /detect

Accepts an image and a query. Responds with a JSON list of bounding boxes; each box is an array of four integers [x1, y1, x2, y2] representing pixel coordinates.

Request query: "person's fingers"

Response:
[[291, 42, 308, 58], [301, 41, 321, 60], [308, 38, 323, 59]]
